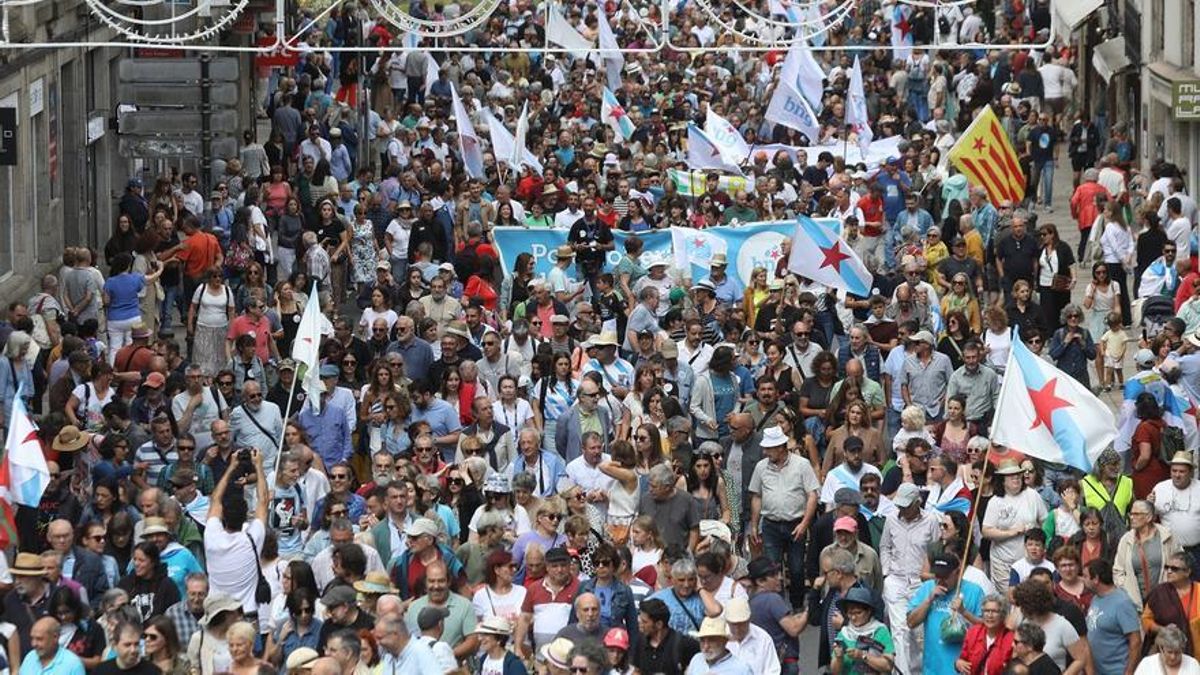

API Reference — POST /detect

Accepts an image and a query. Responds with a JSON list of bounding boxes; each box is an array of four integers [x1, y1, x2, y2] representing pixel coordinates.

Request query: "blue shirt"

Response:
[[297, 400, 352, 468], [313, 492, 367, 528], [276, 619, 322, 675], [409, 399, 463, 439], [907, 579, 984, 675], [704, 273, 744, 307], [103, 273, 146, 322], [711, 374, 737, 437], [1087, 589, 1141, 675], [390, 337, 435, 382], [876, 171, 911, 223], [650, 588, 708, 635], [389, 636, 441, 672], [510, 451, 567, 497], [19, 648, 85, 675]]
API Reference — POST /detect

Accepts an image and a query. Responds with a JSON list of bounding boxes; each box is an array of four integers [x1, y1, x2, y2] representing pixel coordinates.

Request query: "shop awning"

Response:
[[1093, 37, 1131, 83], [1053, 0, 1104, 40]]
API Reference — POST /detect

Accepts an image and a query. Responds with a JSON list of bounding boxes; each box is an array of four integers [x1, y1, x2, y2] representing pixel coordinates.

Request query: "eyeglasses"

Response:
[[1166, 565, 1190, 573], [483, 340, 499, 346], [794, 331, 810, 338], [416, 446, 434, 453], [636, 434, 650, 441], [330, 508, 349, 517], [331, 474, 351, 481], [245, 393, 262, 400], [543, 513, 563, 521], [343, 359, 357, 365], [89, 533, 106, 541], [594, 559, 613, 568], [177, 445, 195, 451]]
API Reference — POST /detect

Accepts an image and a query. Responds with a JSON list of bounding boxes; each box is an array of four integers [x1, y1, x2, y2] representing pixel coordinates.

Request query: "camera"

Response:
[[237, 448, 253, 463]]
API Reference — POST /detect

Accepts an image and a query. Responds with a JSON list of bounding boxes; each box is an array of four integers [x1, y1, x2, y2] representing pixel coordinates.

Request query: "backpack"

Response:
[[225, 240, 254, 275], [1160, 424, 1186, 464]]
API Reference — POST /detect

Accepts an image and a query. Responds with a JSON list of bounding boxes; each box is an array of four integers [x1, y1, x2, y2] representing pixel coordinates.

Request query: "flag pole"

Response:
[[274, 371, 300, 456], [953, 443, 992, 600]]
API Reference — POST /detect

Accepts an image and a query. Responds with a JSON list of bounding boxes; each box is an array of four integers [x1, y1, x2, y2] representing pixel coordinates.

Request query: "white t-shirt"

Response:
[[492, 399, 533, 432], [1167, 216, 1192, 257], [385, 220, 411, 259], [468, 504, 531, 536], [481, 654, 506, 675], [359, 308, 399, 338], [204, 518, 266, 613], [72, 382, 115, 431], [192, 284, 234, 328], [471, 584, 528, 624]]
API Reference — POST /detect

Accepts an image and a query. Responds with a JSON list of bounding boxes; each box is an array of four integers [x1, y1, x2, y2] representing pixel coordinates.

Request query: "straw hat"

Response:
[[52, 426, 91, 452], [10, 552, 45, 576], [695, 616, 729, 639], [353, 571, 398, 595]]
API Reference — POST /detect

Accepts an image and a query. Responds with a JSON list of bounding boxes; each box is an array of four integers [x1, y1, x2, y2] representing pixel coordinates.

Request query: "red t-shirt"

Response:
[[857, 195, 885, 236], [179, 231, 221, 280], [227, 314, 274, 363]]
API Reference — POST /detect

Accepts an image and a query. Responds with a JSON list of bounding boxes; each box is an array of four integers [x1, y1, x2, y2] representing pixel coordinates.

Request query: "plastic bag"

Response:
[[940, 609, 968, 643]]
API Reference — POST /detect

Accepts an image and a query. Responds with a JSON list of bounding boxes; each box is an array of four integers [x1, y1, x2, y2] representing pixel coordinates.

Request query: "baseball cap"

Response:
[[277, 358, 296, 371], [545, 547, 572, 565], [604, 627, 631, 650], [323, 585, 357, 608], [893, 483, 923, 508], [834, 516, 859, 532], [404, 517, 440, 538], [834, 488, 863, 506], [747, 557, 781, 580], [417, 606, 450, 631], [931, 553, 960, 577], [1135, 348, 1157, 366], [143, 372, 166, 389]]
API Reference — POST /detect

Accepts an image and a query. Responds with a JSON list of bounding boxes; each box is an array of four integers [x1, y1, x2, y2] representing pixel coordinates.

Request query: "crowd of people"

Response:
[[5, 0, 1200, 674]]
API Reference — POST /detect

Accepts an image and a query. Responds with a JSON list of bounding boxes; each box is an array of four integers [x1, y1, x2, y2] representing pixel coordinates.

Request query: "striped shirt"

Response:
[[135, 441, 179, 487], [534, 378, 578, 422]]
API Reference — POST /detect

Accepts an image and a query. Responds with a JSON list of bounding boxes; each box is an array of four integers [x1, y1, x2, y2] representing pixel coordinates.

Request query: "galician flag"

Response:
[[704, 108, 751, 165], [451, 83, 485, 179], [602, 87, 635, 142], [990, 328, 1117, 474], [687, 124, 744, 175], [511, 101, 530, 173], [787, 215, 873, 297], [1, 390, 50, 509], [846, 57, 873, 154], [293, 282, 327, 413]]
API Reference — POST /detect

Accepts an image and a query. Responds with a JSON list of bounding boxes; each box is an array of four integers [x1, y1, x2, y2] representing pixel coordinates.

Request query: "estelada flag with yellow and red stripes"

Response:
[[948, 105, 1026, 205]]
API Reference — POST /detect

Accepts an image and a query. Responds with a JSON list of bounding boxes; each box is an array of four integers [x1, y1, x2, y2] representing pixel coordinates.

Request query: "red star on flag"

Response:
[[693, 237, 706, 247], [895, 11, 912, 39], [972, 137, 986, 152], [608, 104, 627, 121], [1028, 379, 1072, 433], [819, 241, 851, 271]]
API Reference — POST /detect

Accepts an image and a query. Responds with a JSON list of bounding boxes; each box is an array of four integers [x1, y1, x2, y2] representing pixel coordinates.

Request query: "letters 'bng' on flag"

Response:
[[687, 124, 745, 175], [787, 215, 873, 297], [948, 105, 1027, 206], [704, 108, 751, 164], [990, 329, 1116, 474]]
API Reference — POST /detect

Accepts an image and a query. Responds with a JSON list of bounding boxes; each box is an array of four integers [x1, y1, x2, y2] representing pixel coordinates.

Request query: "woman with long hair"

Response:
[[1132, 392, 1171, 499], [530, 353, 578, 454], [628, 514, 664, 575], [131, 231, 165, 337], [49, 585, 103, 661], [772, 406, 822, 472], [742, 267, 771, 328], [105, 213, 138, 262], [738, 331, 768, 379], [929, 394, 976, 464], [1142, 551, 1200, 656], [143, 615, 187, 675], [685, 443, 732, 525], [378, 390, 412, 457], [598, 440, 641, 546], [348, 203, 378, 294], [941, 273, 981, 336], [937, 310, 974, 371], [823, 399, 885, 473], [358, 287, 398, 341], [66, 361, 116, 432], [1067, 506, 1118, 568], [276, 195, 306, 279], [397, 266, 428, 311], [632, 422, 666, 475], [499, 252, 535, 320], [1036, 224, 1076, 334], [983, 305, 1013, 375], [313, 197, 350, 304], [797, 350, 838, 448], [264, 587, 323, 667], [1101, 199, 1136, 324], [272, 279, 303, 355], [117, 541, 181, 621], [446, 460, 484, 544], [187, 265, 235, 377]]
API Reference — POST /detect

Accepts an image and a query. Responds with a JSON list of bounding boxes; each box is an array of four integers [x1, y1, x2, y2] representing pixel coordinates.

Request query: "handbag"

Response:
[[245, 533, 272, 604], [1051, 274, 1072, 292]]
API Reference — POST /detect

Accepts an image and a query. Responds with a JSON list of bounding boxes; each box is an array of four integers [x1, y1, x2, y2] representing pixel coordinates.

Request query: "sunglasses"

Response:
[[544, 513, 563, 521], [1167, 565, 1190, 573]]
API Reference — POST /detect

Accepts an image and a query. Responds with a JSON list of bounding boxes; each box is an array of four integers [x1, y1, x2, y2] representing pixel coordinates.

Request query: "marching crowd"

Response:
[[6, 0, 1200, 674]]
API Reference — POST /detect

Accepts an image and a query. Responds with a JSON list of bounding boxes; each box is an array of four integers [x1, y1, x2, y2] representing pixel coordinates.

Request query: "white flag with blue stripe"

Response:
[[990, 328, 1117, 474], [2, 389, 50, 507], [786, 215, 873, 297]]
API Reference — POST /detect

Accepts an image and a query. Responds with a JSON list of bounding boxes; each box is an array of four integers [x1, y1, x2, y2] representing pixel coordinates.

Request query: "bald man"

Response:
[[20, 617, 84, 675], [309, 657, 343, 675], [557, 592, 605, 643], [46, 518, 108, 608], [722, 413, 763, 523]]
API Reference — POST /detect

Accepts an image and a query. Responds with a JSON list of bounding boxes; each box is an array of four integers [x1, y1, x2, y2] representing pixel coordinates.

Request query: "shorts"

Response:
[[1104, 354, 1124, 369]]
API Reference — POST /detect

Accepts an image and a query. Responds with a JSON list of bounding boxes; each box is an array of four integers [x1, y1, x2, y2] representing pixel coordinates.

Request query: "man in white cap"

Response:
[[685, 617, 754, 675], [747, 425, 819, 609], [901, 329, 954, 422], [879, 482, 940, 675], [724, 596, 780, 675], [1151, 451, 1200, 576], [1115, 348, 1172, 453]]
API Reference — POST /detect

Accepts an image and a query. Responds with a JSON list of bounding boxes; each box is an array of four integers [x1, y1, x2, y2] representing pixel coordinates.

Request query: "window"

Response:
[[1153, 0, 1166, 57], [0, 92, 15, 280], [1186, 0, 1196, 68]]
